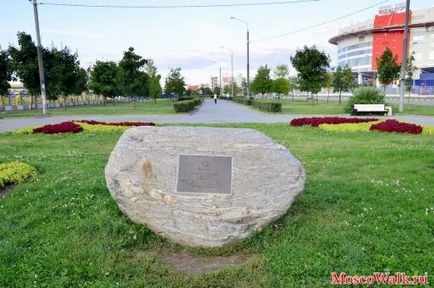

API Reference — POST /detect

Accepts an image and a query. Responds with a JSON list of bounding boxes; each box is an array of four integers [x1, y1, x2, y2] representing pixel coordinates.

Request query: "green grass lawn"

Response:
[[0, 125, 433, 287], [0, 100, 177, 118], [253, 99, 434, 116]]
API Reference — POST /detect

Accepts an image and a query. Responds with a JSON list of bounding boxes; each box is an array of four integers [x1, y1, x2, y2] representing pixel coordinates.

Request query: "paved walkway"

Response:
[[1, 99, 434, 132]]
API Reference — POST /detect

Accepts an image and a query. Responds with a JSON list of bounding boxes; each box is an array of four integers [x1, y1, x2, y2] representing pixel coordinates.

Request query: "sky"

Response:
[[1, 0, 433, 86]]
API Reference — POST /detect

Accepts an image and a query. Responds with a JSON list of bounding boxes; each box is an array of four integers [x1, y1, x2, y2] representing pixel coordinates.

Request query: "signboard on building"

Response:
[[378, 3, 405, 16]]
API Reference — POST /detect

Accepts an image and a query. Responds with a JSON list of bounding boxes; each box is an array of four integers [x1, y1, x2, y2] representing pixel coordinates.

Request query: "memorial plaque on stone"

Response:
[[176, 155, 232, 194]]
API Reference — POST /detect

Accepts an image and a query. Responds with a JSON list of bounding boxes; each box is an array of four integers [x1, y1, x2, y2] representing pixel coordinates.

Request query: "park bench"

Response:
[[352, 104, 391, 116]]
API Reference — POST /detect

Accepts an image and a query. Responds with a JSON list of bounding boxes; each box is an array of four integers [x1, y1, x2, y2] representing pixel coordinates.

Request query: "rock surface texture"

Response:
[[105, 126, 305, 247]]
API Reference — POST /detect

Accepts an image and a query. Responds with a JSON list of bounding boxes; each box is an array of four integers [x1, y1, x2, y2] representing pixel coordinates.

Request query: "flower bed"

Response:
[[0, 162, 37, 189], [319, 121, 382, 133], [369, 120, 423, 135], [33, 122, 83, 134], [13, 120, 157, 135], [77, 120, 155, 127], [290, 117, 378, 127]]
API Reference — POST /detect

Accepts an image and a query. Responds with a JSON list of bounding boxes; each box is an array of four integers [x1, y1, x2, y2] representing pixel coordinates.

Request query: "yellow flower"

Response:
[[319, 121, 383, 133], [0, 162, 37, 188]]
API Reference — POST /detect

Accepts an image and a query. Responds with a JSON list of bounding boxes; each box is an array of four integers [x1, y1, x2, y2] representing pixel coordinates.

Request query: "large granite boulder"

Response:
[[105, 126, 305, 247]]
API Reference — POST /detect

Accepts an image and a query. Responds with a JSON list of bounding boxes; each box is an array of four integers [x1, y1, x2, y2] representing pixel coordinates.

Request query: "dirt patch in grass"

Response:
[[0, 185, 14, 198], [162, 251, 254, 275]]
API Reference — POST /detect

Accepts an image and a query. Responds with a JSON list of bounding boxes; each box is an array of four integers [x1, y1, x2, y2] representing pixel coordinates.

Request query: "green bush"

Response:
[[345, 87, 385, 113], [252, 101, 282, 113], [173, 98, 203, 113], [177, 96, 194, 102], [233, 97, 253, 106]]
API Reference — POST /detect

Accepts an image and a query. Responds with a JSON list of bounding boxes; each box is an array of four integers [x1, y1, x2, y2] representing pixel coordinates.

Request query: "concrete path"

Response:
[[1, 99, 434, 132]]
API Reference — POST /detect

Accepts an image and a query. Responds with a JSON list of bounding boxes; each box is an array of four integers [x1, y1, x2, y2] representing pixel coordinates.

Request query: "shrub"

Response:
[[0, 162, 37, 188], [345, 87, 385, 113], [233, 97, 253, 105], [173, 98, 202, 113], [12, 126, 43, 135], [370, 120, 423, 134], [178, 96, 194, 102], [33, 122, 83, 134], [290, 117, 378, 127], [252, 101, 282, 113]]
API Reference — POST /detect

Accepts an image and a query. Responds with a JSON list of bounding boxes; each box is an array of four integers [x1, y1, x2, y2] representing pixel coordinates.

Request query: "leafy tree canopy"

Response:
[[290, 45, 330, 94], [164, 67, 185, 96], [0, 47, 11, 96], [376, 47, 401, 90], [251, 65, 272, 94], [89, 61, 119, 98]]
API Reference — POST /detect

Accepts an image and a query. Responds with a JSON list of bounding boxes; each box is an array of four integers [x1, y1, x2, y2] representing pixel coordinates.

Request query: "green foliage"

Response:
[[213, 86, 221, 96], [252, 101, 282, 113], [8, 32, 40, 97], [173, 98, 202, 113], [332, 66, 356, 104], [164, 67, 185, 96], [405, 53, 416, 93], [376, 47, 401, 93], [290, 45, 330, 95], [251, 65, 272, 94], [118, 47, 148, 98], [271, 78, 290, 95], [89, 61, 119, 98], [145, 60, 162, 101], [345, 87, 385, 113], [0, 47, 11, 97], [9, 32, 87, 102], [223, 82, 240, 96], [273, 64, 289, 79], [0, 161, 36, 188], [233, 96, 253, 105]]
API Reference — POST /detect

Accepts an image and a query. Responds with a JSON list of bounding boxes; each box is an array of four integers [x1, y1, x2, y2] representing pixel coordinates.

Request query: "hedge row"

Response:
[[233, 97, 253, 106], [252, 101, 282, 113], [173, 98, 203, 113]]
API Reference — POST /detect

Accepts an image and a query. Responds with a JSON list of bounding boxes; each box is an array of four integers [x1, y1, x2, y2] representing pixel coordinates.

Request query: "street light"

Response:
[[221, 46, 234, 98], [230, 16, 250, 99]]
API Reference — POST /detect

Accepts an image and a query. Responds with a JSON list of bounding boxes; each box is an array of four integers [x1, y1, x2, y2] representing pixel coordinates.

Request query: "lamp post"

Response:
[[230, 16, 250, 99], [30, 0, 48, 115], [399, 0, 411, 113], [221, 46, 234, 97]]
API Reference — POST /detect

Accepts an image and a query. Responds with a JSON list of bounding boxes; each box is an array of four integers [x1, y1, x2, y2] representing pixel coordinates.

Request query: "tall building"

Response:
[[329, 4, 434, 89]]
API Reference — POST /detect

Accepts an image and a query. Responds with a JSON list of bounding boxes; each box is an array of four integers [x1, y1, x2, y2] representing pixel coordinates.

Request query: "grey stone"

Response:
[[105, 126, 305, 248]]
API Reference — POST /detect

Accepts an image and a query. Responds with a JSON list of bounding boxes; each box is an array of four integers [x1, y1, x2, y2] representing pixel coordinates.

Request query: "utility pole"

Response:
[[230, 17, 250, 99], [221, 46, 235, 97], [31, 0, 48, 115], [219, 66, 222, 97], [399, 0, 411, 113]]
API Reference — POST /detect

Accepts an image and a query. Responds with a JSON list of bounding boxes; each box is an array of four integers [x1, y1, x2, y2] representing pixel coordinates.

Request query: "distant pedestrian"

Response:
[[214, 94, 217, 104]]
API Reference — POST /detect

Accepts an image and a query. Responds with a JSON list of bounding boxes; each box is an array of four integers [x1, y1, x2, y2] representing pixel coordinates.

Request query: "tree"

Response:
[[145, 60, 162, 102], [164, 67, 185, 97], [0, 47, 11, 106], [9, 32, 40, 108], [290, 45, 330, 103], [251, 65, 272, 94], [273, 64, 289, 79], [89, 61, 119, 105], [271, 78, 290, 96], [376, 47, 401, 95], [288, 77, 298, 101], [213, 86, 221, 96], [223, 82, 240, 96], [118, 47, 148, 107], [332, 66, 356, 104], [405, 53, 416, 103], [323, 72, 333, 103]]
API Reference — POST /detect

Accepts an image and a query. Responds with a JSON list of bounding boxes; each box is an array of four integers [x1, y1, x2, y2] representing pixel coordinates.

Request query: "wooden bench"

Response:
[[352, 104, 390, 116]]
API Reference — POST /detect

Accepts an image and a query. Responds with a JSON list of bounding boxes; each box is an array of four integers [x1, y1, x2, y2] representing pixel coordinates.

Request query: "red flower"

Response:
[[369, 120, 422, 134], [33, 122, 83, 134], [290, 117, 378, 127]]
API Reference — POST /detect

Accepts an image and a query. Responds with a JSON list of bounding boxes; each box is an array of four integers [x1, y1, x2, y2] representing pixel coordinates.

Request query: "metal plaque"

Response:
[[176, 155, 232, 194]]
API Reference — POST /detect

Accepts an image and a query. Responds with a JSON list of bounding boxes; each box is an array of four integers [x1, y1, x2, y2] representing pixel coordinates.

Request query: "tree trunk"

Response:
[[63, 95, 67, 111], [327, 90, 329, 103], [339, 91, 342, 105]]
